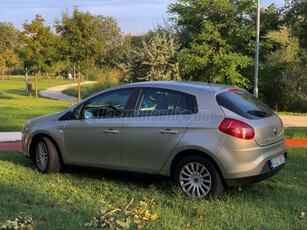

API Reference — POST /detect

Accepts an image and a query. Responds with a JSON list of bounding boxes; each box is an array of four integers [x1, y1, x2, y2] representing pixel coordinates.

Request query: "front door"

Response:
[[63, 88, 134, 169]]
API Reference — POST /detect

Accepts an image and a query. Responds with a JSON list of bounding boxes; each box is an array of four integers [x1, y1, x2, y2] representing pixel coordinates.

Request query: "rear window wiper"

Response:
[[247, 110, 267, 117]]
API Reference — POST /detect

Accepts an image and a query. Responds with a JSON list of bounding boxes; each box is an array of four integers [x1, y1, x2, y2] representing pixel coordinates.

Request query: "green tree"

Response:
[[4, 48, 19, 79], [0, 21, 19, 81], [55, 8, 102, 101], [118, 31, 181, 83], [168, 0, 257, 88], [95, 15, 123, 68], [17, 15, 56, 99], [284, 0, 307, 51]]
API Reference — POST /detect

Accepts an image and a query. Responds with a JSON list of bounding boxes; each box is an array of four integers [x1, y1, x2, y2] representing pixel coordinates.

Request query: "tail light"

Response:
[[218, 118, 254, 139]]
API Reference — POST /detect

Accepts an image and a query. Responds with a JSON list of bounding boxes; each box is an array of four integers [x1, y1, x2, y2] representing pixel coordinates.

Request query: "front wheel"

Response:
[[174, 155, 224, 199], [35, 136, 61, 174]]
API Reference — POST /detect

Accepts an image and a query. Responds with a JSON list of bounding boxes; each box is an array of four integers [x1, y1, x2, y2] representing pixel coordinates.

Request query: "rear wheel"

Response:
[[174, 155, 224, 199], [35, 136, 61, 174]]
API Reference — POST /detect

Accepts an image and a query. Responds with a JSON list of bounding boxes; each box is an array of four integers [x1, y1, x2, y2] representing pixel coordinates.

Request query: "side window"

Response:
[[81, 89, 133, 119], [136, 88, 179, 116], [175, 94, 195, 114]]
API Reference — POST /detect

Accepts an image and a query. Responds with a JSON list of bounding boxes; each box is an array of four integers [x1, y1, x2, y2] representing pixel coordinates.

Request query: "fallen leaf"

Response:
[[255, 212, 259, 216], [139, 201, 146, 206], [221, 213, 226, 218], [58, 179, 62, 182], [290, 225, 294, 228], [300, 212, 305, 219], [199, 215, 203, 220], [138, 225, 143, 229], [150, 213, 158, 220], [51, 184, 55, 188], [293, 177, 297, 179]]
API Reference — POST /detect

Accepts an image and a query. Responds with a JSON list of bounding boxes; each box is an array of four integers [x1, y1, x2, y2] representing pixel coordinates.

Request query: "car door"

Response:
[[120, 88, 196, 173], [63, 88, 134, 169]]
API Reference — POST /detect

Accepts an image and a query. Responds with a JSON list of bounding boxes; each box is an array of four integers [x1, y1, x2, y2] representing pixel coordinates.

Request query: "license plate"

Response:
[[269, 155, 285, 169]]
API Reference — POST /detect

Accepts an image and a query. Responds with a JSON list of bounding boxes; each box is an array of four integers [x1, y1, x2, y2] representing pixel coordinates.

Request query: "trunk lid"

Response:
[[216, 90, 285, 146]]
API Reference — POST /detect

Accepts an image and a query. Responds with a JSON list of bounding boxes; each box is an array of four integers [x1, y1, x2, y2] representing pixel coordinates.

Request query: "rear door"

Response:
[[120, 88, 195, 173], [216, 90, 284, 146]]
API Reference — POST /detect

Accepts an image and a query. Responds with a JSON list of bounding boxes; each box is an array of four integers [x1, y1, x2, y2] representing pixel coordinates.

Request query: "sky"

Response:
[[0, 0, 285, 34]]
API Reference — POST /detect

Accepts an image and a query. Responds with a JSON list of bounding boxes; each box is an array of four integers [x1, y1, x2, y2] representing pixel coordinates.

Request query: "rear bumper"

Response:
[[225, 152, 287, 186]]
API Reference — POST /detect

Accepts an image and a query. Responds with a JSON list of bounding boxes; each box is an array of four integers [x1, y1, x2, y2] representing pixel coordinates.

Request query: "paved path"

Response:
[[39, 81, 96, 102], [279, 115, 307, 127]]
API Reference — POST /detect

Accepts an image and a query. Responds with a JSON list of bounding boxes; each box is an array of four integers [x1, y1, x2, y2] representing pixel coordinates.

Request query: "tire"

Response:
[[174, 155, 224, 199], [35, 136, 61, 174]]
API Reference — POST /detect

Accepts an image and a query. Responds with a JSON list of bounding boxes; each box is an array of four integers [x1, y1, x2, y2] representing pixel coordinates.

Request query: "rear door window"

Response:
[[216, 90, 274, 120]]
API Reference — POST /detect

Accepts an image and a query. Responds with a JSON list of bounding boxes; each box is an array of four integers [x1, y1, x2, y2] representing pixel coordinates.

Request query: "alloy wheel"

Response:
[[179, 162, 212, 198]]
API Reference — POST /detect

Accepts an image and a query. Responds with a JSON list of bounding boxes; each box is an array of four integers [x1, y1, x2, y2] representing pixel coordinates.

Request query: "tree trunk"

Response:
[[2, 66, 4, 81], [35, 72, 38, 100], [47, 72, 51, 83], [78, 63, 81, 102]]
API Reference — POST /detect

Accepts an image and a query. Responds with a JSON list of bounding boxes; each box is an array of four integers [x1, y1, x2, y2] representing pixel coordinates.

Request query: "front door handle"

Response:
[[160, 129, 178, 134], [104, 129, 119, 134]]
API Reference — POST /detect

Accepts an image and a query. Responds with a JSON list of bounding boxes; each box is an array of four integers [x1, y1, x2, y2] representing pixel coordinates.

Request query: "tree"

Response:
[[95, 15, 123, 68], [17, 15, 56, 99], [55, 8, 102, 102], [4, 48, 19, 79], [118, 31, 181, 83], [284, 0, 307, 51], [168, 0, 257, 88], [0, 21, 19, 81]]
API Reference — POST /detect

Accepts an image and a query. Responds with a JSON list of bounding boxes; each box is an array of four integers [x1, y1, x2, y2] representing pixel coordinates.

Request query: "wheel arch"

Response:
[[29, 133, 64, 166], [170, 149, 226, 186]]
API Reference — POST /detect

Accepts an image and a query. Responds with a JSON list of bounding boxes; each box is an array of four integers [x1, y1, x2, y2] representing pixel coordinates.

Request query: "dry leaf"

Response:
[[150, 213, 158, 220], [138, 225, 143, 229], [187, 223, 190, 227], [199, 215, 203, 220], [221, 213, 226, 218], [51, 184, 55, 188], [300, 212, 305, 219], [139, 201, 146, 206], [293, 177, 297, 179], [255, 212, 259, 216], [58, 179, 63, 182], [290, 225, 294, 228]]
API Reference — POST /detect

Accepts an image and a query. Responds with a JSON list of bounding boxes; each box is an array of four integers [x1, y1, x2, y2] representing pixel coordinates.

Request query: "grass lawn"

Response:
[[0, 147, 306, 229], [284, 127, 307, 139], [62, 83, 107, 100], [276, 112, 307, 116], [0, 77, 73, 132]]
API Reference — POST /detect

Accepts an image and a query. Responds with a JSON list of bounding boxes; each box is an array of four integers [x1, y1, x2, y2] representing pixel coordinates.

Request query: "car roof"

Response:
[[121, 81, 234, 93]]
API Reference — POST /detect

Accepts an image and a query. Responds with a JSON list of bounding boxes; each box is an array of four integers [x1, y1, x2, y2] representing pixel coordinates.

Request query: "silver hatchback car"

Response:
[[22, 81, 287, 198]]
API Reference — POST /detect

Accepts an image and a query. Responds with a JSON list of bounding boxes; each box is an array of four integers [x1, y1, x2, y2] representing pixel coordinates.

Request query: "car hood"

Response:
[[28, 111, 66, 127]]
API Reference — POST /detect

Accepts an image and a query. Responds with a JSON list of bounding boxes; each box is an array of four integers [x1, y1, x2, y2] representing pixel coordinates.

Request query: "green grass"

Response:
[[0, 148, 306, 229], [0, 78, 73, 132], [62, 83, 112, 100], [62, 83, 98, 99], [284, 127, 307, 139], [276, 112, 307, 116]]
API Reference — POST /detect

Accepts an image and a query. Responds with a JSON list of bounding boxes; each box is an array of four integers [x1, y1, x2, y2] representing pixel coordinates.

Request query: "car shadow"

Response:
[[0, 151, 174, 196]]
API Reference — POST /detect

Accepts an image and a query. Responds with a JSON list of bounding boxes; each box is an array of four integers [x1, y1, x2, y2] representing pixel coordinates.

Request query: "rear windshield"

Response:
[[216, 90, 274, 120]]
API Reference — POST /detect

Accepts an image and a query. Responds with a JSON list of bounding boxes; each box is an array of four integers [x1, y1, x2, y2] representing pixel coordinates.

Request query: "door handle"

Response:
[[104, 129, 119, 134], [160, 129, 178, 134]]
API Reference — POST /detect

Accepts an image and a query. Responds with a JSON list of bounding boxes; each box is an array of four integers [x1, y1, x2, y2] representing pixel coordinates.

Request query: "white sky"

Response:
[[0, 0, 285, 34]]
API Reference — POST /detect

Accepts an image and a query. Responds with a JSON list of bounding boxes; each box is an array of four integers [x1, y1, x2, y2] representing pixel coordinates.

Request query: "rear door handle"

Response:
[[104, 129, 119, 134], [160, 129, 178, 134]]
